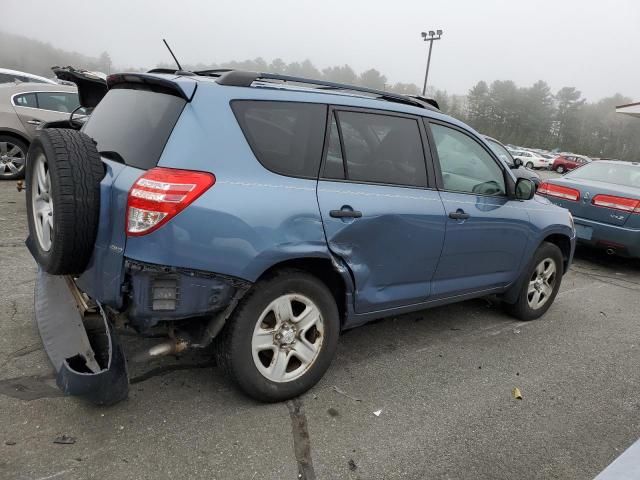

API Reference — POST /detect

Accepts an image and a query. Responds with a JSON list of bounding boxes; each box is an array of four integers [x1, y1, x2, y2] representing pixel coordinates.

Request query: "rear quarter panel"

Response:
[[123, 85, 329, 282]]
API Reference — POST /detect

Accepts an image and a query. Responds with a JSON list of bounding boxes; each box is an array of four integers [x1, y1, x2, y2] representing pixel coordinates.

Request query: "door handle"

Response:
[[330, 209, 362, 219], [27, 120, 42, 125], [449, 209, 470, 220]]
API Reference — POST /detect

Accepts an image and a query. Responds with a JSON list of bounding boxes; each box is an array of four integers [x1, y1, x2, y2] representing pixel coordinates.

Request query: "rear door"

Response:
[[316, 108, 446, 313], [12, 91, 83, 136], [425, 121, 530, 296]]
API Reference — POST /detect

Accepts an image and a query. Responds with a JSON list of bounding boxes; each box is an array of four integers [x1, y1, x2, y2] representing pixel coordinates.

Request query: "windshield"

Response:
[[486, 139, 515, 166], [567, 162, 640, 188]]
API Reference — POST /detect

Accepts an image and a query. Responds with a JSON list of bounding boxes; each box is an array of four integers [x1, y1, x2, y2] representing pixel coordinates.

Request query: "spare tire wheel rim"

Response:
[[0, 141, 25, 176], [251, 293, 324, 383], [31, 152, 54, 252]]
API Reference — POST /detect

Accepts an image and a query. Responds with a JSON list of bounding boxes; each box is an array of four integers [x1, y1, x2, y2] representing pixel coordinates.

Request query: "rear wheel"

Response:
[[504, 242, 564, 321], [0, 135, 27, 180], [217, 270, 340, 402], [556, 165, 565, 173], [525, 161, 534, 169]]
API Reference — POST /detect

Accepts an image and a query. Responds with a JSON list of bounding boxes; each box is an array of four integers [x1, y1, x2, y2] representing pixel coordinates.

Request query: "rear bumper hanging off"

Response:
[[34, 268, 128, 405]]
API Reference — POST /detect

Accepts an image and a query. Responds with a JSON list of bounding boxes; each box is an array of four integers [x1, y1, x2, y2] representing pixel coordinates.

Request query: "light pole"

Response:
[[421, 29, 443, 96]]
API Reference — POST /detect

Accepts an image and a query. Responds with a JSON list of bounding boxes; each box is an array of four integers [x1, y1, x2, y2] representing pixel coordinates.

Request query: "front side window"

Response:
[[36, 92, 81, 113], [486, 138, 514, 167], [431, 123, 506, 196], [232, 101, 327, 178], [327, 111, 427, 187], [13, 93, 37, 108]]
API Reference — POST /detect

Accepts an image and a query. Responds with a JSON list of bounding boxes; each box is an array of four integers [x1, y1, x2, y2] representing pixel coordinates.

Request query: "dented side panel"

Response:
[[317, 180, 447, 313]]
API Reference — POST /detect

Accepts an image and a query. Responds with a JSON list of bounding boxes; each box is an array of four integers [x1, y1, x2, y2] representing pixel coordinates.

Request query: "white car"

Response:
[[512, 150, 551, 169], [0, 68, 57, 85]]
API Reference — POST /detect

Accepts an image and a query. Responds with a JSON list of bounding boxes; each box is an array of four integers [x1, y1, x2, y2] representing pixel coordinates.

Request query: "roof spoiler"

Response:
[[107, 73, 197, 101]]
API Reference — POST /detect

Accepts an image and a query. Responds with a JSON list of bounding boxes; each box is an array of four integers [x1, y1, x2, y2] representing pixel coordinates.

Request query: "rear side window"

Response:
[[83, 89, 186, 170], [232, 101, 327, 178], [36, 92, 81, 113], [325, 111, 428, 187], [13, 93, 38, 108]]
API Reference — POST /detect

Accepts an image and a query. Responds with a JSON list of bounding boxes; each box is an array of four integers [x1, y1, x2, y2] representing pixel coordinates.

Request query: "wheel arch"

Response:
[[254, 256, 354, 327], [0, 129, 30, 148], [542, 233, 572, 273]]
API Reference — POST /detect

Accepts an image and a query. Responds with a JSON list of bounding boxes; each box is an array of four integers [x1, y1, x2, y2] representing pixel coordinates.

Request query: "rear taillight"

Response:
[[537, 182, 580, 201], [591, 194, 640, 213], [126, 167, 215, 236]]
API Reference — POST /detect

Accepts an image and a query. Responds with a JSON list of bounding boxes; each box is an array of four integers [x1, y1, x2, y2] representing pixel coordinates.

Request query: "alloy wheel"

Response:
[[31, 152, 54, 252], [0, 141, 25, 177], [527, 258, 557, 310], [251, 293, 324, 383]]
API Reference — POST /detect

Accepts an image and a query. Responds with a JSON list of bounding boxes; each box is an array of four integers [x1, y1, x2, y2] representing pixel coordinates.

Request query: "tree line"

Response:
[[3, 30, 640, 161]]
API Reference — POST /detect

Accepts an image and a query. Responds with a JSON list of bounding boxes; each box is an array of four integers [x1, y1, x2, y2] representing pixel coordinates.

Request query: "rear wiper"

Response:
[[100, 151, 126, 164]]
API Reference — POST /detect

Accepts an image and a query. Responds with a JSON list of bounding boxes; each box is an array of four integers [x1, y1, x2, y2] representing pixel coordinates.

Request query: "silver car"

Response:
[[0, 83, 82, 179]]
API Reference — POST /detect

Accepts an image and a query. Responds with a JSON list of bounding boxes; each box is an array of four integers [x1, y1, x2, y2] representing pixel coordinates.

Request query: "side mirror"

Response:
[[515, 178, 535, 200], [512, 157, 523, 168]]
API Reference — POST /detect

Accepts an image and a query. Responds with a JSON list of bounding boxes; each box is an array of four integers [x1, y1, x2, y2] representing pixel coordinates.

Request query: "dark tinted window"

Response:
[[232, 101, 327, 178], [83, 89, 186, 170], [333, 111, 427, 187], [13, 93, 38, 108], [36, 92, 81, 113]]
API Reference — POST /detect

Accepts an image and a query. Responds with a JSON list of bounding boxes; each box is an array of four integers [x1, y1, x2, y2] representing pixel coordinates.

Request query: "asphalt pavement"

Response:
[[1, 173, 638, 480]]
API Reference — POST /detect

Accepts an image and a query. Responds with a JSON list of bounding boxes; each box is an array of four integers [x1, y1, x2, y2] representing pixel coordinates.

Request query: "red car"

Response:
[[551, 154, 591, 173]]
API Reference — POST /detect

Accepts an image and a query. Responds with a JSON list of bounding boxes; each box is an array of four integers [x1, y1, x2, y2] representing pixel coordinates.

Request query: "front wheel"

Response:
[[556, 165, 565, 174], [504, 242, 564, 321], [216, 270, 340, 402], [526, 161, 534, 169]]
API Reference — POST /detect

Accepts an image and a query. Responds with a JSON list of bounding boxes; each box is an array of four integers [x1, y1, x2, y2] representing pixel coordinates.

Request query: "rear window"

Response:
[[567, 162, 640, 188], [83, 89, 186, 170], [231, 100, 327, 178]]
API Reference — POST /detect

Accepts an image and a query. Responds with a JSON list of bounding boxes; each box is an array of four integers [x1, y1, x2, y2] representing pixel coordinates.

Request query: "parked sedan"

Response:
[[0, 82, 83, 179], [551, 154, 592, 173], [538, 160, 640, 257], [512, 150, 551, 170]]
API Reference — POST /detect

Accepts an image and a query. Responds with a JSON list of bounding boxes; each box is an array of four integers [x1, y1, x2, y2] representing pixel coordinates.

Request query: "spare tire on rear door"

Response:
[[26, 129, 104, 275]]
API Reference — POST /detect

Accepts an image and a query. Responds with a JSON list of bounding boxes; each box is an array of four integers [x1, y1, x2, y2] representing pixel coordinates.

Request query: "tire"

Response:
[[504, 242, 564, 321], [25, 129, 103, 275], [216, 269, 340, 402], [556, 165, 565, 174], [0, 135, 28, 180], [525, 161, 534, 169]]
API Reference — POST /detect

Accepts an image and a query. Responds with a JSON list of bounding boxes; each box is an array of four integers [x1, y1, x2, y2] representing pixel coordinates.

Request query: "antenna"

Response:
[[162, 39, 183, 71]]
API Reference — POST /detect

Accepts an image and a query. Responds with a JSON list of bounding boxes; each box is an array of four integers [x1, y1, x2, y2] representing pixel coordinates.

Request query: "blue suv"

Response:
[[25, 70, 576, 404]]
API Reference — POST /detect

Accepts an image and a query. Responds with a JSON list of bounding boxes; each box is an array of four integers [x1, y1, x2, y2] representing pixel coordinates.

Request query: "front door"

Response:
[[317, 109, 446, 313], [426, 121, 530, 297]]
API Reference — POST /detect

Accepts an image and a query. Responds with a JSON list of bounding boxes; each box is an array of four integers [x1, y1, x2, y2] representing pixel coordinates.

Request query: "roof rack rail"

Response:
[[215, 70, 439, 111]]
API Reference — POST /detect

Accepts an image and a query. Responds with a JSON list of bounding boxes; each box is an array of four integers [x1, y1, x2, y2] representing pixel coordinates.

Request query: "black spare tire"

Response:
[[26, 129, 103, 275]]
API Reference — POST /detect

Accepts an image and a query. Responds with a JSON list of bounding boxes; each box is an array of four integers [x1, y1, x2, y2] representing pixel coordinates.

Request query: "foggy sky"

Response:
[[5, 0, 640, 101]]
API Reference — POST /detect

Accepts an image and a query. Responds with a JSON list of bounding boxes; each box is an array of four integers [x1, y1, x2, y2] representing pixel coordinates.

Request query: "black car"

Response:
[[483, 135, 541, 188]]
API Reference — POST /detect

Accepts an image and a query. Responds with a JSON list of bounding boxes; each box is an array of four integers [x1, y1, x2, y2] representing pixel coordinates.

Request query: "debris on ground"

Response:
[[348, 459, 358, 471], [53, 435, 76, 445], [5, 440, 16, 446], [373, 409, 382, 416], [332, 385, 362, 402], [512, 387, 523, 400]]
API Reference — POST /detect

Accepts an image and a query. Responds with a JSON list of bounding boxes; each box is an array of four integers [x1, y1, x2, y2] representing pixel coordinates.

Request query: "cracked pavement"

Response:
[[1, 173, 639, 479]]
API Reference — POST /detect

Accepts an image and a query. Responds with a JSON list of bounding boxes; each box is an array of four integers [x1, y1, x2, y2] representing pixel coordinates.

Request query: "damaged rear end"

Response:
[[29, 73, 244, 404]]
